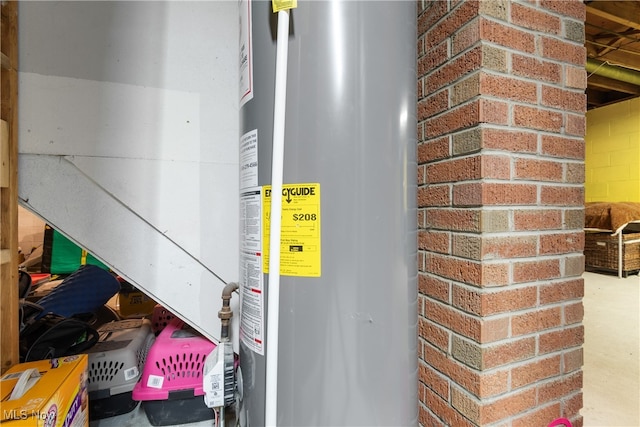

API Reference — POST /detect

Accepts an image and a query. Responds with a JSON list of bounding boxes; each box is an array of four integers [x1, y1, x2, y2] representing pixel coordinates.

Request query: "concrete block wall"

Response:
[[585, 98, 640, 202], [417, 1, 586, 426]]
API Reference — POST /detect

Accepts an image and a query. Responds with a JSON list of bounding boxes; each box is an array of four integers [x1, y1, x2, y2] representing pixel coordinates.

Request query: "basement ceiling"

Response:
[[585, 0, 640, 109]]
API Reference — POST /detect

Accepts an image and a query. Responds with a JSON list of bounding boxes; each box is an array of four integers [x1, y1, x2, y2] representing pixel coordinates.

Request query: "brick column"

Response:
[[417, 1, 586, 426]]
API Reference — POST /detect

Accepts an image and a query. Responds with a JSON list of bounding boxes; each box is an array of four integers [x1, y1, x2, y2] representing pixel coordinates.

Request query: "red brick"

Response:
[[513, 105, 563, 132], [419, 273, 451, 304], [482, 128, 537, 153], [426, 101, 480, 138], [417, 0, 449, 37], [426, 388, 476, 427], [452, 19, 480, 55], [482, 337, 536, 369], [418, 164, 426, 185], [482, 183, 538, 205], [538, 371, 583, 404], [452, 386, 538, 425], [428, 156, 482, 183], [480, 18, 536, 53], [480, 263, 511, 287], [562, 347, 583, 374], [540, 279, 584, 304], [480, 73, 537, 103], [565, 162, 585, 184], [420, 361, 450, 400], [425, 344, 484, 397], [457, 182, 539, 206], [419, 41, 450, 76], [481, 286, 539, 316], [426, 0, 480, 50], [541, 0, 586, 21], [511, 355, 562, 389], [512, 403, 562, 427], [417, 34, 425, 59], [540, 185, 584, 206], [420, 230, 450, 253], [480, 99, 509, 125], [418, 252, 428, 275], [511, 2, 561, 34], [565, 113, 586, 137], [425, 299, 481, 341], [564, 301, 584, 325], [539, 325, 584, 354], [541, 135, 585, 160], [419, 407, 446, 427], [542, 85, 586, 113], [419, 89, 450, 120], [418, 121, 426, 142], [514, 158, 563, 182], [563, 391, 583, 420], [417, 295, 425, 319], [418, 378, 426, 403], [480, 387, 538, 424], [417, 186, 430, 207], [420, 318, 451, 352], [513, 259, 561, 283], [423, 185, 451, 207], [540, 232, 584, 255], [428, 254, 482, 289], [453, 182, 482, 206], [480, 316, 510, 343], [481, 155, 510, 179], [482, 235, 538, 260], [418, 137, 450, 163], [418, 209, 426, 228], [542, 36, 586, 66], [479, 369, 509, 398], [426, 47, 483, 93], [514, 209, 562, 231], [512, 54, 562, 84], [512, 307, 562, 336], [427, 208, 481, 232], [565, 64, 587, 90]]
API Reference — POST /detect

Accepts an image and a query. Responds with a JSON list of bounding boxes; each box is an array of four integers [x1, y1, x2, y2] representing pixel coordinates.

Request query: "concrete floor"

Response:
[[582, 271, 640, 427], [92, 271, 639, 427]]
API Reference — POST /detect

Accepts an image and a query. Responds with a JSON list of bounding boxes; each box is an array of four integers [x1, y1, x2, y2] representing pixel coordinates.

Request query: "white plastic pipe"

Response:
[[265, 9, 290, 427]]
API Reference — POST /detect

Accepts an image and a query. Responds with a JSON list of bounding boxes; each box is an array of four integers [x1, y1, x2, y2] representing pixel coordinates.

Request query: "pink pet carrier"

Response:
[[132, 317, 217, 426], [150, 304, 176, 335]]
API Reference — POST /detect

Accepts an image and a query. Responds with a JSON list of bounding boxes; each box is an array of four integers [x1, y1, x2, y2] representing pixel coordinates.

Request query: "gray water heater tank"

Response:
[[238, 1, 417, 425]]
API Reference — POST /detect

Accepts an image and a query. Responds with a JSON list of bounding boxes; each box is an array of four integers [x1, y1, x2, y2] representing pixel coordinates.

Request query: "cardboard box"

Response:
[[1, 354, 88, 427], [118, 290, 156, 318]]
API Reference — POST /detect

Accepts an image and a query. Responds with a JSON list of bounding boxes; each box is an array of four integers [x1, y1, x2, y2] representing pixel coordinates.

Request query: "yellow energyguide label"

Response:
[[263, 183, 321, 277], [272, 0, 297, 13]]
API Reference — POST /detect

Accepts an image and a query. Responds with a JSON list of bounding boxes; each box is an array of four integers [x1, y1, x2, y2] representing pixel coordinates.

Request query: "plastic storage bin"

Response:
[[132, 317, 217, 426], [86, 318, 155, 420]]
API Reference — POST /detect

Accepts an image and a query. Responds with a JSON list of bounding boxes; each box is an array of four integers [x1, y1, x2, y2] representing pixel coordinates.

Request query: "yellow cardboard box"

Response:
[[0, 354, 88, 427], [118, 290, 156, 317]]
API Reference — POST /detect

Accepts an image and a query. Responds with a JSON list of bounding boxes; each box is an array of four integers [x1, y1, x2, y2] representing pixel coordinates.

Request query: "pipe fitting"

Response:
[[219, 282, 239, 339]]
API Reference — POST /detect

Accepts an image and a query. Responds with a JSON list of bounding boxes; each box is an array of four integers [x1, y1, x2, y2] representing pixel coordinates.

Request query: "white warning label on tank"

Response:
[[239, 188, 265, 355], [240, 129, 258, 190]]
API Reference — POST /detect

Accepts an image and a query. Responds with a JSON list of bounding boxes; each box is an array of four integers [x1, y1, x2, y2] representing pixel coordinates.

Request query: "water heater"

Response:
[[238, 1, 417, 425]]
